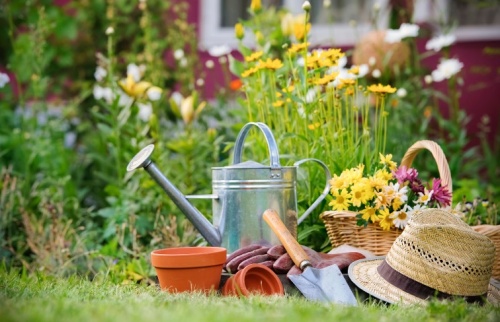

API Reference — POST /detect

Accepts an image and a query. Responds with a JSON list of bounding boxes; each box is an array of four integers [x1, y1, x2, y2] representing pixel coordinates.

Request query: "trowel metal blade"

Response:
[[288, 264, 358, 306]]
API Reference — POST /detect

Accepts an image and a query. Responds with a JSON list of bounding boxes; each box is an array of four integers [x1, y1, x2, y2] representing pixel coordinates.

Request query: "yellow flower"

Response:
[[250, 0, 262, 13], [180, 95, 207, 125], [349, 66, 360, 75], [375, 189, 392, 209], [282, 85, 295, 93], [378, 208, 393, 231], [374, 168, 392, 181], [367, 83, 397, 94], [258, 58, 283, 70], [350, 183, 371, 207], [337, 78, 355, 89], [360, 207, 379, 223], [329, 173, 350, 190], [288, 42, 309, 54], [235, 23, 245, 40], [379, 153, 398, 170], [313, 72, 337, 86], [272, 100, 284, 108], [245, 51, 263, 62], [392, 197, 404, 210], [329, 188, 351, 211], [241, 66, 259, 78], [307, 122, 321, 130], [293, 19, 311, 41], [119, 74, 152, 99]]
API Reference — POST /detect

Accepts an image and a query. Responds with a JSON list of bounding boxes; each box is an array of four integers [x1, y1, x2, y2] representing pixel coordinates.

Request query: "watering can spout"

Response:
[[126, 145, 222, 246]]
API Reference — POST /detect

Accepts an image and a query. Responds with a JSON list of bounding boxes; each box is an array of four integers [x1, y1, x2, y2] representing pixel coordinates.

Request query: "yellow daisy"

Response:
[[378, 208, 393, 231], [360, 207, 379, 223], [329, 188, 351, 211], [379, 153, 398, 170], [245, 51, 263, 62], [288, 42, 309, 54], [367, 83, 397, 94]]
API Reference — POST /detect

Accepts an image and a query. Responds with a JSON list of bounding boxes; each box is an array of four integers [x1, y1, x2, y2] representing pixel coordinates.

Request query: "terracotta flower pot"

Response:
[[222, 263, 284, 297], [151, 246, 226, 293]]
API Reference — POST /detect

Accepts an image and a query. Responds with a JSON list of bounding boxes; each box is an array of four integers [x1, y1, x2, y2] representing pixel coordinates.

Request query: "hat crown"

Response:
[[386, 209, 495, 296]]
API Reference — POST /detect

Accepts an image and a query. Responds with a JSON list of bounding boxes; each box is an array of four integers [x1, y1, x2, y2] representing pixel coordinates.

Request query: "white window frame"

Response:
[[199, 0, 500, 50]]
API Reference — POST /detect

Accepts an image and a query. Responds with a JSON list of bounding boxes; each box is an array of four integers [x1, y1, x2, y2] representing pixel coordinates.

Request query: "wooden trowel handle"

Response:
[[263, 209, 311, 271]]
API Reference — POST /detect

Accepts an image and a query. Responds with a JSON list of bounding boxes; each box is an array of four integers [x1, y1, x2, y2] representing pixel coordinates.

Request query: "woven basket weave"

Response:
[[320, 140, 500, 280]]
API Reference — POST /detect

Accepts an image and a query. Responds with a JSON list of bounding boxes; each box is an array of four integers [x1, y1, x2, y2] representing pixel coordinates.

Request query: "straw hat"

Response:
[[348, 208, 496, 305]]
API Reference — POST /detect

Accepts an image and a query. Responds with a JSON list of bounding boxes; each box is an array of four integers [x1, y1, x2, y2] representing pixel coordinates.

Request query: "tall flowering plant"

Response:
[[329, 154, 452, 230], [230, 0, 399, 176]]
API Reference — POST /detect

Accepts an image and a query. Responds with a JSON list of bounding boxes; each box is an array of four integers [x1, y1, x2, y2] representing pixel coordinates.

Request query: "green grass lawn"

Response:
[[1, 268, 499, 322]]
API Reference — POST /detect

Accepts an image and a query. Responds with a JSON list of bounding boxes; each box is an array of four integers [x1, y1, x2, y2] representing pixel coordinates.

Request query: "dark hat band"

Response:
[[377, 260, 485, 304]]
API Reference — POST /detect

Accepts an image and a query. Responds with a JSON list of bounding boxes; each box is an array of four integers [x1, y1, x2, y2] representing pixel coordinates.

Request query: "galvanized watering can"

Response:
[[127, 122, 331, 254]]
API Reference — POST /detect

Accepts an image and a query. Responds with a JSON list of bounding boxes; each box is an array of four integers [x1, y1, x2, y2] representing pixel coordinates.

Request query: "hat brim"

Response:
[[348, 257, 432, 305], [348, 257, 499, 306]]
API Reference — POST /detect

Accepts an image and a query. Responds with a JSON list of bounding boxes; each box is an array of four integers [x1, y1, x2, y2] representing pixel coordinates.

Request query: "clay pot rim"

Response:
[[151, 246, 226, 268], [223, 263, 284, 296]]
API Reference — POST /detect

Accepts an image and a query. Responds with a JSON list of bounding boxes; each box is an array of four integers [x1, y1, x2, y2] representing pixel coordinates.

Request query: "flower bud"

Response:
[[250, 0, 262, 13], [105, 26, 114, 35], [235, 23, 245, 40], [302, 1, 311, 12]]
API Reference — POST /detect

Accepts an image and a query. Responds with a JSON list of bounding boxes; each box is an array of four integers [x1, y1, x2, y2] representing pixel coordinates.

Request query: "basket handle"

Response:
[[400, 140, 453, 194]]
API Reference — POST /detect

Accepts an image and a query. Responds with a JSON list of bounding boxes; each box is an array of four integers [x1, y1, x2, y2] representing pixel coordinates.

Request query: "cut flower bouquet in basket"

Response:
[[321, 140, 500, 280], [321, 140, 452, 256]]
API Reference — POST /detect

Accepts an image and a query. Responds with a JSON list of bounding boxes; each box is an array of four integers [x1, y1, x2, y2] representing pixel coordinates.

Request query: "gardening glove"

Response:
[[223, 244, 274, 274], [223, 244, 319, 275], [286, 247, 366, 278]]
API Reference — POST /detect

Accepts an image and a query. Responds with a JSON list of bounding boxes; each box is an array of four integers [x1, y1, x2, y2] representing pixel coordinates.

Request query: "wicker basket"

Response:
[[320, 140, 500, 280]]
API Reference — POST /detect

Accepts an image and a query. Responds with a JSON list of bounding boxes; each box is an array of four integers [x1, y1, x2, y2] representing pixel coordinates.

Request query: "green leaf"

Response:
[[228, 54, 245, 77]]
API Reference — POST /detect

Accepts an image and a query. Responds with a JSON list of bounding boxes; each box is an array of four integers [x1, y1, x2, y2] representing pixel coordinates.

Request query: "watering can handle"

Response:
[[233, 122, 281, 169], [294, 158, 332, 225]]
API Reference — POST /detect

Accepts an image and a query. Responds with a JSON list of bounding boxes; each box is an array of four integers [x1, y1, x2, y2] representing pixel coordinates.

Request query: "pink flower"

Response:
[[430, 178, 452, 207], [409, 178, 424, 194], [392, 166, 419, 184]]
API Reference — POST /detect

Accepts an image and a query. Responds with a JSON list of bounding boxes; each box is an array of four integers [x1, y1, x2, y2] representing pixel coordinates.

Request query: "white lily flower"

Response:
[[94, 66, 107, 82], [426, 34, 456, 52], [174, 49, 185, 60], [93, 85, 114, 103], [431, 58, 463, 82], [305, 87, 316, 103], [0, 72, 10, 88], [396, 88, 407, 98], [146, 86, 162, 101], [205, 60, 215, 69], [208, 45, 231, 57], [357, 64, 369, 78], [127, 63, 142, 82], [137, 102, 153, 121], [170, 91, 183, 107], [385, 23, 419, 43]]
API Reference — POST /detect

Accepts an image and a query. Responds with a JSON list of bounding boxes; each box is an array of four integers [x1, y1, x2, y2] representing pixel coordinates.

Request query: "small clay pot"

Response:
[[151, 246, 226, 293], [222, 263, 284, 297]]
